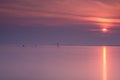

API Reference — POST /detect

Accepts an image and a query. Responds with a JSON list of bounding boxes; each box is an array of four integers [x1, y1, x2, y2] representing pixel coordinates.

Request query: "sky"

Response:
[[0, 0, 120, 45]]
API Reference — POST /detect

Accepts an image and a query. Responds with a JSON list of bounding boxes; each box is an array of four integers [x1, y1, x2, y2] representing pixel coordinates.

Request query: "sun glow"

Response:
[[103, 47, 107, 80], [102, 28, 108, 33], [97, 18, 112, 28]]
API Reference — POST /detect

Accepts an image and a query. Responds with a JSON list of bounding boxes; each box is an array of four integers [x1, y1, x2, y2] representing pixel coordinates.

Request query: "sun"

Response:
[[102, 28, 108, 33]]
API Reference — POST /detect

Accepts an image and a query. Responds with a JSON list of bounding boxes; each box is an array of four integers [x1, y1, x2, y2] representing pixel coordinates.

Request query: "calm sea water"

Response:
[[0, 46, 120, 80]]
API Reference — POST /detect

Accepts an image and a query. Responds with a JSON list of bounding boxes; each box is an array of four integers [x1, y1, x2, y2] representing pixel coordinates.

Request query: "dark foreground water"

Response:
[[0, 46, 120, 80]]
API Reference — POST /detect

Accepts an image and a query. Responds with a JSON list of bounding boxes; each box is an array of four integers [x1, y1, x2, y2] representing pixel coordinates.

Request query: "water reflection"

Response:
[[103, 47, 107, 80], [0, 46, 120, 80]]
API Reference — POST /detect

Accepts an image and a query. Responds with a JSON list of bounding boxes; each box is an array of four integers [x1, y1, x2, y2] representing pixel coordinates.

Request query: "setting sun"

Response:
[[102, 28, 108, 33]]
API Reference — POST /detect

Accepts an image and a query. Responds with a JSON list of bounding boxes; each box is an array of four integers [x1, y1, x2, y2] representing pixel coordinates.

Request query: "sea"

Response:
[[0, 45, 120, 80]]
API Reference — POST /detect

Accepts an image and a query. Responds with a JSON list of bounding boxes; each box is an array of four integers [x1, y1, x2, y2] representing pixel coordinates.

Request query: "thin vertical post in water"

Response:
[[57, 42, 60, 48], [103, 47, 107, 80]]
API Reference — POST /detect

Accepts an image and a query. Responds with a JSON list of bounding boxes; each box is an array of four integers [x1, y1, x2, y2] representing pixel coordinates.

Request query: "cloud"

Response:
[[0, 0, 120, 27]]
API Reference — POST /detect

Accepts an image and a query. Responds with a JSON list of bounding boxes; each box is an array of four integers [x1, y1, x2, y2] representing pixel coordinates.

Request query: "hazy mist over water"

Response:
[[0, 46, 120, 80]]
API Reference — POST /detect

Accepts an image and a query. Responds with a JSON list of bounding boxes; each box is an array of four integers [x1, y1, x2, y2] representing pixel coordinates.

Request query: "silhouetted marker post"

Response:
[[57, 42, 60, 48], [22, 44, 25, 47]]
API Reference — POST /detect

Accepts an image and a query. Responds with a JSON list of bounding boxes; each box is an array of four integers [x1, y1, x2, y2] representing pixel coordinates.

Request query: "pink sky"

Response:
[[0, 0, 120, 27]]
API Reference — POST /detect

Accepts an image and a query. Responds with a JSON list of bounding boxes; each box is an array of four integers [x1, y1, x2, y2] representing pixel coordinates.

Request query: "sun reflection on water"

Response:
[[103, 47, 107, 80]]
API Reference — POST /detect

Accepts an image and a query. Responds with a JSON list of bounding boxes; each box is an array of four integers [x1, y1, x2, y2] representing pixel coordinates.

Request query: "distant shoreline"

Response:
[[0, 44, 120, 47]]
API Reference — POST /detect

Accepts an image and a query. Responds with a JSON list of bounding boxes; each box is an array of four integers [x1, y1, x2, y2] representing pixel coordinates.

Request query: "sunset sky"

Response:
[[0, 0, 120, 45]]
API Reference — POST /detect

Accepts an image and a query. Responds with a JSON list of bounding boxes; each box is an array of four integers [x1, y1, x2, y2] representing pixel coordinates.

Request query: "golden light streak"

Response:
[[103, 47, 107, 80], [96, 18, 112, 23]]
